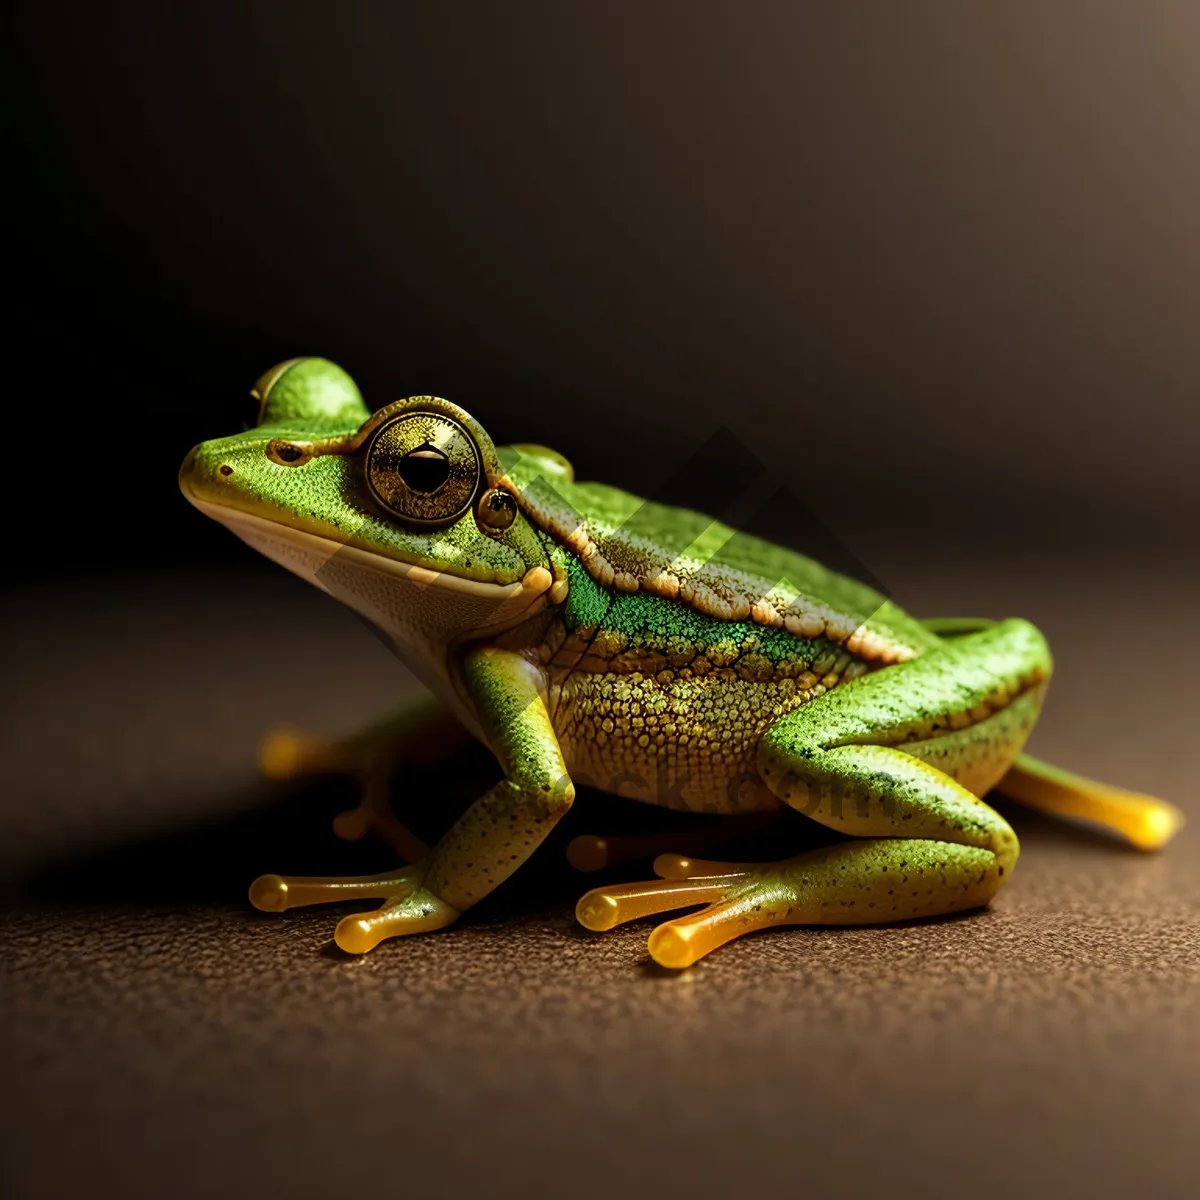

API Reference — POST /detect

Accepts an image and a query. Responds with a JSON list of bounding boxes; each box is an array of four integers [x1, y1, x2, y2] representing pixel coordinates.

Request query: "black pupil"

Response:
[[398, 445, 450, 493]]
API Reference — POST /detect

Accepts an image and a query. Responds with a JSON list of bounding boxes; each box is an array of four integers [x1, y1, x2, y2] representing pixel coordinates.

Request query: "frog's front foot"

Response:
[[248, 860, 458, 954], [258, 724, 430, 862], [576, 853, 794, 969]]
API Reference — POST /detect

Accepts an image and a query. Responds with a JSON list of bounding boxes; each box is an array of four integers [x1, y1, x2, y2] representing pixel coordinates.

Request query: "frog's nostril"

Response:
[[219, 465, 234, 477]]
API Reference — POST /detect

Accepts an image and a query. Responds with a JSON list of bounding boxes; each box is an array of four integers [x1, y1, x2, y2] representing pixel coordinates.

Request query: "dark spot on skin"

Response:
[[219, 465, 233, 476]]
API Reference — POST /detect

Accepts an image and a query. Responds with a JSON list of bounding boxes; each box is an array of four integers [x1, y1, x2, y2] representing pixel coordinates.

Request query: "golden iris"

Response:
[[365, 412, 482, 524]]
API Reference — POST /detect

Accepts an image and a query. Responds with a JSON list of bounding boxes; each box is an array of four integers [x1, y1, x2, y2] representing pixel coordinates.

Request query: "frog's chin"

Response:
[[184, 495, 556, 648]]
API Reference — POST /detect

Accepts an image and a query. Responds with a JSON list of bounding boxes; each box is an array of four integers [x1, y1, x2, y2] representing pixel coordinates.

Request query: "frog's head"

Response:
[[180, 358, 566, 661]]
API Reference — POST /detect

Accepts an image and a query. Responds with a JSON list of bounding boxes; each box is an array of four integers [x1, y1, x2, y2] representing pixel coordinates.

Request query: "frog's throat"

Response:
[[184, 495, 555, 621]]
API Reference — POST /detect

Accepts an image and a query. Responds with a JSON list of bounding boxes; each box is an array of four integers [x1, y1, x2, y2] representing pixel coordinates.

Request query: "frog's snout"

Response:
[[178, 446, 200, 502], [179, 442, 237, 510]]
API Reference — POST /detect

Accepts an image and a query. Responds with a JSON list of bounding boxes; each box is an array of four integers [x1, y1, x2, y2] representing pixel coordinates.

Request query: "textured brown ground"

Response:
[[3, 550, 1199, 1200]]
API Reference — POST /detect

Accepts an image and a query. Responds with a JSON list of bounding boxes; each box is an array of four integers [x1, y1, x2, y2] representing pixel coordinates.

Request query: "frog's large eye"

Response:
[[365, 412, 482, 525]]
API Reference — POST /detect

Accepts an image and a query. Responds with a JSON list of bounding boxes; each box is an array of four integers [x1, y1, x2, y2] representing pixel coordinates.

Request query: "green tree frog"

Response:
[[179, 358, 1183, 968]]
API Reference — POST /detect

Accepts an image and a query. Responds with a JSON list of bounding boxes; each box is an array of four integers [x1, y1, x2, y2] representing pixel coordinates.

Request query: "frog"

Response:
[[178, 357, 1184, 968]]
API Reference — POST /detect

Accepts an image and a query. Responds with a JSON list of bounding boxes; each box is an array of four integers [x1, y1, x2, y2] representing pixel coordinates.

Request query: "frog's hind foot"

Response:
[[566, 811, 781, 873], [248, 862, 457, 954], [576, 838, 1005, 969], [575, 854, 780, 968], [258, 724, 429, 862]]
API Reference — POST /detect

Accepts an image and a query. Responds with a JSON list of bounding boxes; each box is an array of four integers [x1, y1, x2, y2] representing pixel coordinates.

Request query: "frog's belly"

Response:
[[551, 669, 819, 814]]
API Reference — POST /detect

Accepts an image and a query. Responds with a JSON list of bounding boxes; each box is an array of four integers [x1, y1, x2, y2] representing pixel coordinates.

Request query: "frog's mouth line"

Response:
[[181, 487, 549, 607]]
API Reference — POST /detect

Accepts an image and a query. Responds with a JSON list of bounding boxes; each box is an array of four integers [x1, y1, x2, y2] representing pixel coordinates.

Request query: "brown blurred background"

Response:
[[7, 0, 1200, 571], [4, 4, 1199, 1199]]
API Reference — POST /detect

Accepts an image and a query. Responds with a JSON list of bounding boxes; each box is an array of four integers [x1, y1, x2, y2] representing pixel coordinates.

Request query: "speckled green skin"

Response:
[[180, 358, 1054, 960]]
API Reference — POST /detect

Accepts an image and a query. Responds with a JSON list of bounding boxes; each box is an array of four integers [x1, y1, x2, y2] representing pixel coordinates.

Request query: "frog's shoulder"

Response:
[[502, 454, 933, 665]]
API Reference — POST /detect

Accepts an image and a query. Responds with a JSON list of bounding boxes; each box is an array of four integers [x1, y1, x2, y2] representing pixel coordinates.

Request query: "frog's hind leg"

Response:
[[578, 618, 1044, 967], [577, 743, 1020, 969], [577, 838, 1003, 968], [918, 617, 1184, 851], [258, 696, 470, 862], [997, 754, 1184, 850]]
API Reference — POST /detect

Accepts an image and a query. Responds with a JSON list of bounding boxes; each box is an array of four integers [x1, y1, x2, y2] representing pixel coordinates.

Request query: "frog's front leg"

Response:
[[578, 619, 1043, 967], [250, 646, 572, 954]]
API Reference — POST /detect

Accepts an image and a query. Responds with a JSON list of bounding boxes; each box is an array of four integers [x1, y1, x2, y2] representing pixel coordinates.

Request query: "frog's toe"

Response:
[[330, 776, 429, 862], [646, 885, 795, 968], [651, 853, 759, 880], [576, 876, 727, 932], [258, 725, 336, 781], [248, 867, 420, 913], [333, 890, 460, 954]]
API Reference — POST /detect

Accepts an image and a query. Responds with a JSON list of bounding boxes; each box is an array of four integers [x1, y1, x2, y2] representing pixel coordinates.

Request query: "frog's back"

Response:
[[506, 463, 936, 665]]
